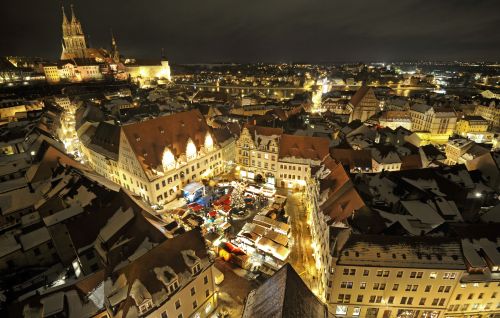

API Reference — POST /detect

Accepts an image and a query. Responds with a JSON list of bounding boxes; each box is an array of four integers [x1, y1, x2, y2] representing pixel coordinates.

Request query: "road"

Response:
[[285, 190, 320, 296]]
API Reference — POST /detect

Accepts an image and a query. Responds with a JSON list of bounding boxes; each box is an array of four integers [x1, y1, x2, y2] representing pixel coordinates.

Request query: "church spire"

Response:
[[110, 29, 120, 63], [70, 4, 77, 22], [111, 29, 117, 46], [62, 5, 68, 25]]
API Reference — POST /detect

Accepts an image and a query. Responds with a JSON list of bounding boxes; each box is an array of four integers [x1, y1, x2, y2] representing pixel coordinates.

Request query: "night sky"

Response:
[[1, 0, 499, 63]]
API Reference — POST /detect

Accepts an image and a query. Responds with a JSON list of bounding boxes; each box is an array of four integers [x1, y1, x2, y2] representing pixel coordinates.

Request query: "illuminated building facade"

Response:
[[474, 101, 500, 129], [235, 125, 330, 189], [455, 116, 489, 136], [347, 86, 379, 123], [80, 110, 233, 205], [409, 104, 457, 140], [124, 58, 172, 88], [328, 235, 465, 318], [378, 111, 412, 130]]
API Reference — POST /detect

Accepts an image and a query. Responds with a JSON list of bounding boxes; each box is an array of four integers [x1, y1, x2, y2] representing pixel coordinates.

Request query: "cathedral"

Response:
[[60, 4, 119, 63]]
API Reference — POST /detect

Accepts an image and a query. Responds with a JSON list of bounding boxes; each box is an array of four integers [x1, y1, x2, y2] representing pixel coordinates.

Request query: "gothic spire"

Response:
[[61, 4, 68, 25], [110, 29, 117, 46], [70, 4, 77, 22]]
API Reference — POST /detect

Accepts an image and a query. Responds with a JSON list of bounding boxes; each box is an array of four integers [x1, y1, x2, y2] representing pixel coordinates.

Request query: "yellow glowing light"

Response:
[[162, 148, 175, 170], [186, 139, 197, 160], [205, 133, 213, 151]]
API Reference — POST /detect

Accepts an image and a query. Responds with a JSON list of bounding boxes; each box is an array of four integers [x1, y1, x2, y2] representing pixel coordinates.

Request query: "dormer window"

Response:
[[191, 262, 201, 275], [186, 138, 197, 161], [162, 147, 176, 170], [139, 299, 153, 315], [204, 132, 214, 152], [168, 279, 180, 294]]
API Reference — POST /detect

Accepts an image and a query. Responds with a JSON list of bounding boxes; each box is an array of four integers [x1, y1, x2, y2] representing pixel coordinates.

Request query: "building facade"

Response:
[[474, 101, 500, 129], [80, 110, 234, 205], [347, 86, 379, 123], [235, 124, 330, 189], [409, 104, 457, 140]]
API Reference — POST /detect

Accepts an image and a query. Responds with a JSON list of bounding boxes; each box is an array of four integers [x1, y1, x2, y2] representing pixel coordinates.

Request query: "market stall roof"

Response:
[[183, 182, 204, 193], [256, 237, 290, 261], [254, 215, 290, 234]]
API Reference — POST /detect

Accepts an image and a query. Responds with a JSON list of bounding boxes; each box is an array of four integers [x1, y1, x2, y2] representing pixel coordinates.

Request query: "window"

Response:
[[206, 289, 210, 297], [191, 287, 196, 296], [192, 300, 197, 309], [401, 297, 407, 305], [456, 294, 461, 300], [162, 312, 168, 318], [357, 295, 363, 302], [429, 272, 437, 279], [353, 307, 360, 317], [175, 300, 181, 309], [360, 282, 366, 289], [350, 269, 356, 275], [363, 270, 369, 276], [432, 298, 438, 306], [425, 285, 431, 292], [343, 268, 349, 275], [337, 294, 351, 303], [336, 305, 348, 315], [419, 298, 426, 306], [438, 298, 445, 306], [397, 271, 403, 278], [383, 270, 389, 277], [393, 284, 399, 291], [388, 296, 394, 304], [204, 275, 208, 284], [376, 270, 383, 277]]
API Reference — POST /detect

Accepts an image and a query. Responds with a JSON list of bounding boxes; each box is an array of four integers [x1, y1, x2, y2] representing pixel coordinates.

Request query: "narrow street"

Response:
[[285, 191, 320, 295]]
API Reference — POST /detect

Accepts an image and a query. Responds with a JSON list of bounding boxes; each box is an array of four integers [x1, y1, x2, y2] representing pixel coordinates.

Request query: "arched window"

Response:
[[162, 147, 175, 170], [205, 132, 214, 151], [186, 138, 197, 161]]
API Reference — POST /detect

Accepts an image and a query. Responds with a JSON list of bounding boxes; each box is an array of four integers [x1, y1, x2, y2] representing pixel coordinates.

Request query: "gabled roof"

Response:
[[279, 134, 330, 161], [109, 230, 209, 318], [242, 263, 327, 318], [349, 86, 377, 107], [89, 121, 120, 158], [244, 124, 283, 138], [121, 109, 212, 172]]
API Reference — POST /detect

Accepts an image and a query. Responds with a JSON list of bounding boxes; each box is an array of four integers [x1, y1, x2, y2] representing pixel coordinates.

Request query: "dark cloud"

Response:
[[0, 0, 499, 62]]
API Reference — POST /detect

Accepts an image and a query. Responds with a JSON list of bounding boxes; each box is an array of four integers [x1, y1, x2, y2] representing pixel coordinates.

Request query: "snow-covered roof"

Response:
[[98, 207, 134, 243], [19, 227, 51, 251], [0, 233, 21, 258]]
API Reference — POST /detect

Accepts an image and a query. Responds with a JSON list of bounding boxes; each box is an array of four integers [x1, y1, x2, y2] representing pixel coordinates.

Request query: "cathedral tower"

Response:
[[61, 4, 88, 60]]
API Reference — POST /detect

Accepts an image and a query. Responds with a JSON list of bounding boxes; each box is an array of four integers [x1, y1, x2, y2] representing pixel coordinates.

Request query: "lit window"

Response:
[[186, 139, 197, 160], [353, 307, 360, 316], [335, 305, 348, 315], [204, 133, 214, 151]]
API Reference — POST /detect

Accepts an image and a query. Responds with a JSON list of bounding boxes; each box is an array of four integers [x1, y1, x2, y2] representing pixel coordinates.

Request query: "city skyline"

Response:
[[1, 0, 500, 63]]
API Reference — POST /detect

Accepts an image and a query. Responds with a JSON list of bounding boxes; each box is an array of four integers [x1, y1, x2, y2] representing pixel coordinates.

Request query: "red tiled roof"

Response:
[[122, 109, 211, 171], [244, 123, 283, 137], [278, 134, 330, 161]]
